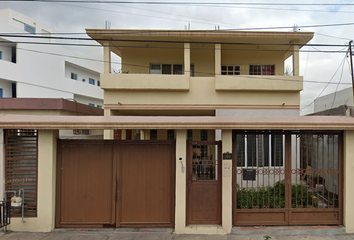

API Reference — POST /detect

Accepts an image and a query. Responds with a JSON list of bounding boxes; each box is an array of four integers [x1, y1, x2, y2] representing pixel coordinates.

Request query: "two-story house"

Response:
[[5, 29, 354, 235]]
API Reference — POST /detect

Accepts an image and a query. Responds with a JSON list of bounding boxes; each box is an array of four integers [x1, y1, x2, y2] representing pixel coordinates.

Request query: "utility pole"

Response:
[[349, 40, 354, 102]]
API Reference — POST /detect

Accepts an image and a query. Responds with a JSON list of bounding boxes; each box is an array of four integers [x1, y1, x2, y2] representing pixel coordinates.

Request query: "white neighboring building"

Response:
[[0, 8, 103, 107], [314, 87, 354, 113]]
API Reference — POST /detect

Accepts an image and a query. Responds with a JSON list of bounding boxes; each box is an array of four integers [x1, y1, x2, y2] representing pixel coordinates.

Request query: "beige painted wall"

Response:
[[344, 131, 354, 233], [9, 130, 58, 232], [121, 43, 285, 77], [221, 48, 284, 75], [104, 77, 300, 106], [221, 130, 232, 233]]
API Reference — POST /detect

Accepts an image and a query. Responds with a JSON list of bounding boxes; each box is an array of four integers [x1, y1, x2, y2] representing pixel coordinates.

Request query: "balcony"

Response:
[[215, 75, 303, 91], [100, 73, 190, 91]]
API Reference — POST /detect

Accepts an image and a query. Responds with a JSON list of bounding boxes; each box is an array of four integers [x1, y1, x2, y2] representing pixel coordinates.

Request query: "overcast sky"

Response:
[[1, 0, 354, 115]]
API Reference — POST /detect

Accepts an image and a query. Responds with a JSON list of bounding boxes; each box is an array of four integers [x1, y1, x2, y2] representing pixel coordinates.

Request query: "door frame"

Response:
[[186, 140, 222, 225]]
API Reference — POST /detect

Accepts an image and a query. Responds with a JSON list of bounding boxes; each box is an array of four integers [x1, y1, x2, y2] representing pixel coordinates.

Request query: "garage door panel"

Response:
[[119, 143, 174, 226], [58, 142, 114, 226]]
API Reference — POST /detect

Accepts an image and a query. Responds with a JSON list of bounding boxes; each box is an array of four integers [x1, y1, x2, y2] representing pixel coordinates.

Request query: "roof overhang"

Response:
[[86, 29, 314, 58], [0, 115, 353, 130]]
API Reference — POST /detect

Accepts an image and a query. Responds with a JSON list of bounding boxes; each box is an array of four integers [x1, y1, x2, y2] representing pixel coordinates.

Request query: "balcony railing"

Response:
[[100, 73, 190, 91], [215, 75, 303, 91]]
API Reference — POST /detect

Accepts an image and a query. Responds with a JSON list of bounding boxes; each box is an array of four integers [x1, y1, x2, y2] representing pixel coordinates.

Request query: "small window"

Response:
[[82, 79, 86, 82], [0, 89, 3, 98], [71, 73, 77, 80], [88, 103, 95, 107], [201, 130, 208, 141], [150, 130, 157, 140], [150, 64, 161, 74], [190, 64, 195, 77], [73, 129, 90, 135], [89, 78, 95, 85], [167, 130, 175, 140], [0, 51, 2, 59], [221, 65, 241, 75], [24, 24, 36, 34], [173, 64, 183, 75], [187, 130, 193, 141], [249, 64, 275, 75], [97, 80, 100, 87], [162, 64, 172, 74]]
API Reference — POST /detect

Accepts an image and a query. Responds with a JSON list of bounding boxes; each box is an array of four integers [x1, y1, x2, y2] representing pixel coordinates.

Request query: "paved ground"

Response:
[[1, 227, 354, 240]]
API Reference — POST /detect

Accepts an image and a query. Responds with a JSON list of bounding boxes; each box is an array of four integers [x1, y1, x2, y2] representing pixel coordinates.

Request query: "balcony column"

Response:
[[293, 44, 299, 76], [103, 41, 111, 74], [184, 43, 190, 76], [215, 43, 221, 76]]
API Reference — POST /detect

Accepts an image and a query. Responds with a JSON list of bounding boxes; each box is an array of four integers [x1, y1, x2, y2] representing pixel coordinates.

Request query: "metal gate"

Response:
[[233, 131, 342, 226]]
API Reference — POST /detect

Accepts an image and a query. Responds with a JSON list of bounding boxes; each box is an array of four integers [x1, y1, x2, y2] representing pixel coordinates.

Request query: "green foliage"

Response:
[[236, 180, 317, 209], [263, 236, 272, 240]]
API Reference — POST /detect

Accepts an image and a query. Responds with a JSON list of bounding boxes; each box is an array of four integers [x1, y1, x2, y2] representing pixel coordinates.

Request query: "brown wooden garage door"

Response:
[[56, 140, 175, 228], [116, 141, 175, 227]]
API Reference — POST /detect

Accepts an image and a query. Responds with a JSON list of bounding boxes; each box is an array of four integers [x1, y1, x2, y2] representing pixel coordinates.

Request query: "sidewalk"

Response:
[[1, 227, 354, 240]]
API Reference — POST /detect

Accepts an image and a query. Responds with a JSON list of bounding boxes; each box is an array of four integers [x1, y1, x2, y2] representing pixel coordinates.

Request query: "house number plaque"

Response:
[[222, 152, 232, 160]]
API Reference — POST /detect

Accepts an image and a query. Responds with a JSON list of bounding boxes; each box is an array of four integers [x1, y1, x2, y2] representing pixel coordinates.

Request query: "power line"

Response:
[[0, 40, 348, 53], [328, 52, 346, 114], [17, 46, 352, 86], [5, 1, 354, 6], [0, 34, 348, 48], [301, 51, 349, 111]]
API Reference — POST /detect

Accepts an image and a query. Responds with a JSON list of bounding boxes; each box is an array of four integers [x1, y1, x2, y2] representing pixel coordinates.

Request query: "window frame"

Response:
[[249, 64, 275, 75], [24, 24, 36, 34], [89, 78, 95, 85], [221, 65, 241, 75], [71, 72, 78, 80]]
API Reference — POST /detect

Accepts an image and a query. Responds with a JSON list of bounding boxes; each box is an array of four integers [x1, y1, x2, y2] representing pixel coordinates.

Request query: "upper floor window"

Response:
[[71, 73, 78, 80], [97, 80, 101, 87], [0, 51, 2, 60], [89, 78, 95, 85], [150, 63, 195, 75], [249, 64, 275, 75], [221, 65, 240, 75], [24, 24, 36, 34], [88, 103, 95, 107], [150, 63, 183, 75]]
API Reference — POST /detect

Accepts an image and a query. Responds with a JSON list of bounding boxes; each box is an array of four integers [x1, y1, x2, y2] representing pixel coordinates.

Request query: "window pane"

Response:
[[162, 64, 172, 74], [271, 135, 283, 166], [150, 64, 161, 74], [228, 66, 233, 71], [247, 135, 257, 167], [221, 66, 227, 71], [173, 64, 183, 75], [190, 64, 195, 77], [236, 134, 245, 167]]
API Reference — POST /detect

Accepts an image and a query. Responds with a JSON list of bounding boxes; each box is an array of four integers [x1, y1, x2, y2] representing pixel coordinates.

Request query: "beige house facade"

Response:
[[3, 29, 354, 235]]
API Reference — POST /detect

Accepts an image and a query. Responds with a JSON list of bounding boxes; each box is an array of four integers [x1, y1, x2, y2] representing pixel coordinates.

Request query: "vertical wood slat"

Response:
[[5, 129, 38, 217]]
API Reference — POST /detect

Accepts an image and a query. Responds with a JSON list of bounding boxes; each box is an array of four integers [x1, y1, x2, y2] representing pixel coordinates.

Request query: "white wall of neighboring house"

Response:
[[0, 8, 104, 106], [314, 87, 354, 113]]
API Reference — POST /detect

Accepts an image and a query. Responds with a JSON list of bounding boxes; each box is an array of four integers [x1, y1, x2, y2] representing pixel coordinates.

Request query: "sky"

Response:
[[1, 0, 354, 115]]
